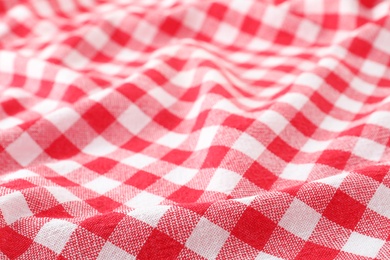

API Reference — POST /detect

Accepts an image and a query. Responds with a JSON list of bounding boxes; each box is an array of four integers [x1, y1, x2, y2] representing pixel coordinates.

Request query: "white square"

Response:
[[45, 160, 81, 175], [186, 217, 229, 259], [361, 60, 387, 77], [278, 199, 321, 240], [230, 0, 253, 14], [3, 169, 38, 181], [258, 110, 289, 135], [233, 195, 257, 206], [128, 205, 170, 227], [148, 88, 176, 108], [263, 6, 285, 28], [353, 138, 385, 162], [0, 191, 33, 224], [84, 176, 121, 194], [195, 126, 219, 151], [26, 59, 45, 79], [374, 29, 390, 55], [63, 50, 89, 70], [350, 77, 375, 95], [296, 20, 320, 43], [88, 88, 112, 102], [256, 252, 284, 260], [164, 166, 198, 185], [280, 163, 314, 181], [335, 94, 363, 113], [118, 105, 151, 135], [55, 69, 79, 85], [295, 72, 323, 89], [156, 132, 187, 148], [0, 117, 22, 130], [121, 154, 156, 169], [206, 169, 241, 194], [319, 116, 349, 132], [45, 186, 80, 203], [214, 23, 238, 45], [133, 21, 157, 44], [98, 242, 135, 260], [0, 51, 16, 73], [183, 7, 205, 31], [45, 107, 80, 132], [35, 219, 77, 254], [367, 111, 390, 130], [6, 132, 42, 166], [126, 191, 164, 208], [368, 184, 390, 218], [232, 133, 265, 160], [32, 100, 58, 114], [97, 64, 122, 75], [82, 136, 117, 156], [277, 93, 309, 110], [170, 69, 197, 89], [116, 49, 139, 62], [301, 139, 331, 153], [339, 0, 359, 14], [342, 232, 385, 258], [315, 172, 348, 188], [84, 27, 109, 50]]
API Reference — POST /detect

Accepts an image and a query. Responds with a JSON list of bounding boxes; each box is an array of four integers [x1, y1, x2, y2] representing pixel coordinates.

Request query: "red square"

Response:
[[160, 17, 181, 35], [232, 207, 276, 250], [82, 103, 115, 134], [355, 165, 389, 183], [241, 16, 259, 35], [62, 85, 85, 103], [0, 227, 32, 259], [111, 29, 129, 46], [168, 186, 203, 203], [3, 179, 36, 190], [316, 150, 351, 170], [36, 205, 73, 218], [154, 110, 182, 130], [121, 136, 151, 152], [310, 92, 332, 114], [116, 83, 146, 102], [45, 136, 80, 159], [290, 112, 317, 137], [162, 149, 192, 165], [267, 137, 299, 162], [86, 196, 122, 213], [275, 30, 294, 45], [349, 38, 372, 57], [244, 162, 277, 190], [85, 157, 118, 174], [322, 190, 366, 230], [296, 242, 339, 259], [137, 230, 183, 260], [81, 212, 125, 239], [125, 171, 159, 189], [222, 114, 254, 131], [46, 176, 78, 187], [208, 3, 227, 20], [325, 72, 348, 93], [202, 146, 230, 168], [2, 99, 24, 116], [323, 14, 339, 29]]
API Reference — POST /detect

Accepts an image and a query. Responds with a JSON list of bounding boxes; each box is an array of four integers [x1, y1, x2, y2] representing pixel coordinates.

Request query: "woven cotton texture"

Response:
[[1, 0, 390, 259]]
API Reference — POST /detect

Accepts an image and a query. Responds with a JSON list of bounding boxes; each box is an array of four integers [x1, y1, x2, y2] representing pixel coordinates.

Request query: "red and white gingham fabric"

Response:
[[1, 0, 390, 259]]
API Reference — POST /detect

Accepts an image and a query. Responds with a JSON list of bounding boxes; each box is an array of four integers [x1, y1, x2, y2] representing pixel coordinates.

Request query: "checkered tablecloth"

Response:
[[1, 0, 390, 259]]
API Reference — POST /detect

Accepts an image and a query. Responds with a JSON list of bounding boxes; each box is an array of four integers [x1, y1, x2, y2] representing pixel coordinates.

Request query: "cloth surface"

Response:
[[0, 0, 390, 259]]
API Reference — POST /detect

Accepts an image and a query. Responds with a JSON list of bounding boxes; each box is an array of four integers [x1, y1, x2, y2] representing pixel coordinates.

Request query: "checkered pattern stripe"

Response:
[[1, 0, 390, 259]]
